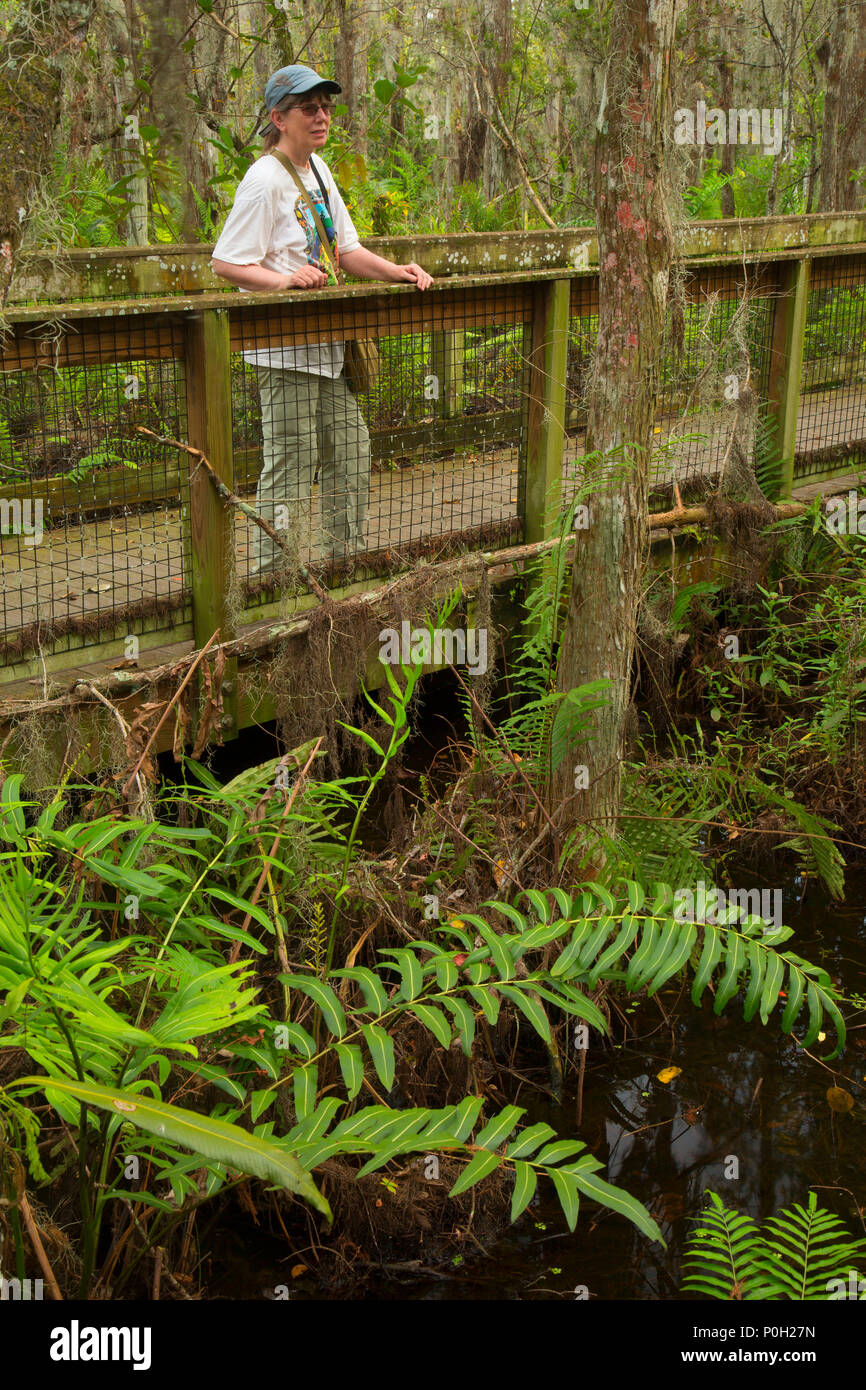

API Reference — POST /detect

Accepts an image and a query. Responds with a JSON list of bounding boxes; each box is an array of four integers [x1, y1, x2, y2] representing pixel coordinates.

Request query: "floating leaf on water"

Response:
[[826, 1086, 854, 1114], [656, 1066, 682, 1084]]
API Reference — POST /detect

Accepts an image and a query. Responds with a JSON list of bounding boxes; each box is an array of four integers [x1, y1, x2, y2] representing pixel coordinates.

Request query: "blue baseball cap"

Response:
[[264, 65, 341, 110]]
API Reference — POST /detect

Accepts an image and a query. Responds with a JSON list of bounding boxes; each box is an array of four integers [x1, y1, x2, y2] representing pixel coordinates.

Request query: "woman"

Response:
[[211, 64, 433, 575]]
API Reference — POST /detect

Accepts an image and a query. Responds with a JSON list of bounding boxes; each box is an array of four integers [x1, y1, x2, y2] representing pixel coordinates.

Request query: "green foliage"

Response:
[[683, 157, 732, 219], [39, 153, 132, 248], [0, 656, 847, 1296], [622, 746, 846, 902], [66, 449, 138, 482], [207, 124, 260, 190], [752, 410, 786, 501], [276, 1095, 661, 1242], [694, 544, 866, 760], [272, 880, 846, 1112], [471, 468, 626, 784], [18, 1075, 330, 1218], [682, 1190, 866, 1299]]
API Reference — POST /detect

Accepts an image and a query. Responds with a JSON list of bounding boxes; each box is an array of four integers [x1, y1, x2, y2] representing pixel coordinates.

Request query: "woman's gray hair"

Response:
[[261, 94, 296, 151]]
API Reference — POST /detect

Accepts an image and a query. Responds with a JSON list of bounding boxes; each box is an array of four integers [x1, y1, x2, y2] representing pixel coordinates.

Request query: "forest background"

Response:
[[0, 0, 864, 272]]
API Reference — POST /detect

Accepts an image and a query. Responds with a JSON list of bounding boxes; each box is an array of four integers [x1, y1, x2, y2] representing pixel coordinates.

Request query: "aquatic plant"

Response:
[[682, 1190, 866, 1300]]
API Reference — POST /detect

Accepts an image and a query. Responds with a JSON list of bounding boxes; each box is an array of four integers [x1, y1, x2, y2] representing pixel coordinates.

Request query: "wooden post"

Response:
[[185, 308, 238, 738], [430, 330, 465, 417], [523, 276, 570, 544], [767, 257, 811, 499]]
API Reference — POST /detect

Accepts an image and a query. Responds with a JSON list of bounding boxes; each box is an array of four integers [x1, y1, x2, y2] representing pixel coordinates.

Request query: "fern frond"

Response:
[[753, 1193, 866, 1299], [682, 1190, 866, 1300], [681, 1191, 763, 1299], [272, 880, 846, 1127], [279, 1097, 665, 1245], [755, 783, 846, 900]]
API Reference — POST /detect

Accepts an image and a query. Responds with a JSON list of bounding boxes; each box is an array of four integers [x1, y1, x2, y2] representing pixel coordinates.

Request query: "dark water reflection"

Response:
[[204, 866, 866, 1300], [367, 868, 866, 1300]]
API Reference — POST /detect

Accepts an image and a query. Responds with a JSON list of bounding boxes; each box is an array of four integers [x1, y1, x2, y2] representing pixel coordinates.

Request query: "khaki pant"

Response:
[[254, 366, 370, 573]]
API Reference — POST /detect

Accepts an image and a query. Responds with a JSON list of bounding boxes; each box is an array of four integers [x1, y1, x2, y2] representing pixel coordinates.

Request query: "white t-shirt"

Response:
[[211, 152, 362, 375]]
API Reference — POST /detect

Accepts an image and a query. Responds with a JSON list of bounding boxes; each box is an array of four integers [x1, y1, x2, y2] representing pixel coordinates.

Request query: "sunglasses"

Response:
[[290, 100, 334, 118]]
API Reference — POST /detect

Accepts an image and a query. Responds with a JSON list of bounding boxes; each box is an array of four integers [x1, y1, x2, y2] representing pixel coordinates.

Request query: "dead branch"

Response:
[[135, 426, 329, 604], [19, 1191, 63, 1301], [120, 628, 220, 796]]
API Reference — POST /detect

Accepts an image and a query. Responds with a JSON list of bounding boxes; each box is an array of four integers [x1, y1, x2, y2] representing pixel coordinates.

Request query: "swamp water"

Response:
[[201, 864, 865, 1300], [187, 704, 865, 1299]]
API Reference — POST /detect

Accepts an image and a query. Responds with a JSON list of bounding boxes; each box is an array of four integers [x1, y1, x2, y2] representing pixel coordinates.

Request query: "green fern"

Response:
[[753, 409, 787, 502], [757, 784, 846, 900], [279, 1096, 663, 1242], [624, 755, 845, 900], [615, 778, 721, 887], [682, 1190, 866, 1299], [241, 882, 848, 1237], [269, 880, 846, 1127]]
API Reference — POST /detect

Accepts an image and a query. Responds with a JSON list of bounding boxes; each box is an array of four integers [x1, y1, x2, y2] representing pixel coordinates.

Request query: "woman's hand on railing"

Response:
[[282, 266, 329, 290], [395, 262, 433, 291], [210, 258, 328, 292], [340, 247, 433, 289]]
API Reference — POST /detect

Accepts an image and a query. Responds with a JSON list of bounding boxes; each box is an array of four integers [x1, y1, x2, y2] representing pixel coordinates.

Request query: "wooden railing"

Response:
[[0, 212, 863, 690]]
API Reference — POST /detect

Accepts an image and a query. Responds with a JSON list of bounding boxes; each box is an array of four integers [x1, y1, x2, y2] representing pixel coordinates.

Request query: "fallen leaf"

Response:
[[826, 1086, 854, 1114], [656, 1066, 683, 1084], [493, 858, 513, 888]]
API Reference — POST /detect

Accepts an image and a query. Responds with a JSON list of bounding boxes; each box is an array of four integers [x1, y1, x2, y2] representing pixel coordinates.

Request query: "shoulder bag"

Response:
[[268, 149, 380, 396]]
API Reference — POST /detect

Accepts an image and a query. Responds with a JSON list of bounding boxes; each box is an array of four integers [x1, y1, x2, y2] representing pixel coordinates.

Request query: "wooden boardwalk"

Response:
[[0, 386, 863, 639]]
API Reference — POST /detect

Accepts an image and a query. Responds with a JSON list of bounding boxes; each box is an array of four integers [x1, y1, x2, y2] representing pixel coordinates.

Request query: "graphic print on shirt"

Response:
[[293, 191, 338, 275]]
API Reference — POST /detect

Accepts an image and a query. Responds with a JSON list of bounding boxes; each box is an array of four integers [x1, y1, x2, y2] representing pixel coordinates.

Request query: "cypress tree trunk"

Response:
[[0, 0, 97, 298], [818, 0, 866, 213], [335, 0, 369, 161], [551, 0, 679, 844]]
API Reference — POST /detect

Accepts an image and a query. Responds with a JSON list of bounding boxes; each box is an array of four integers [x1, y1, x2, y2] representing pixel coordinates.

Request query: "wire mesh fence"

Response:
[[0, 241, 863, 675], [564, 264, 777, 510], [230, 281, 530, 607], [0, 315, 190, 668], [795, 255, 866, 479]]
